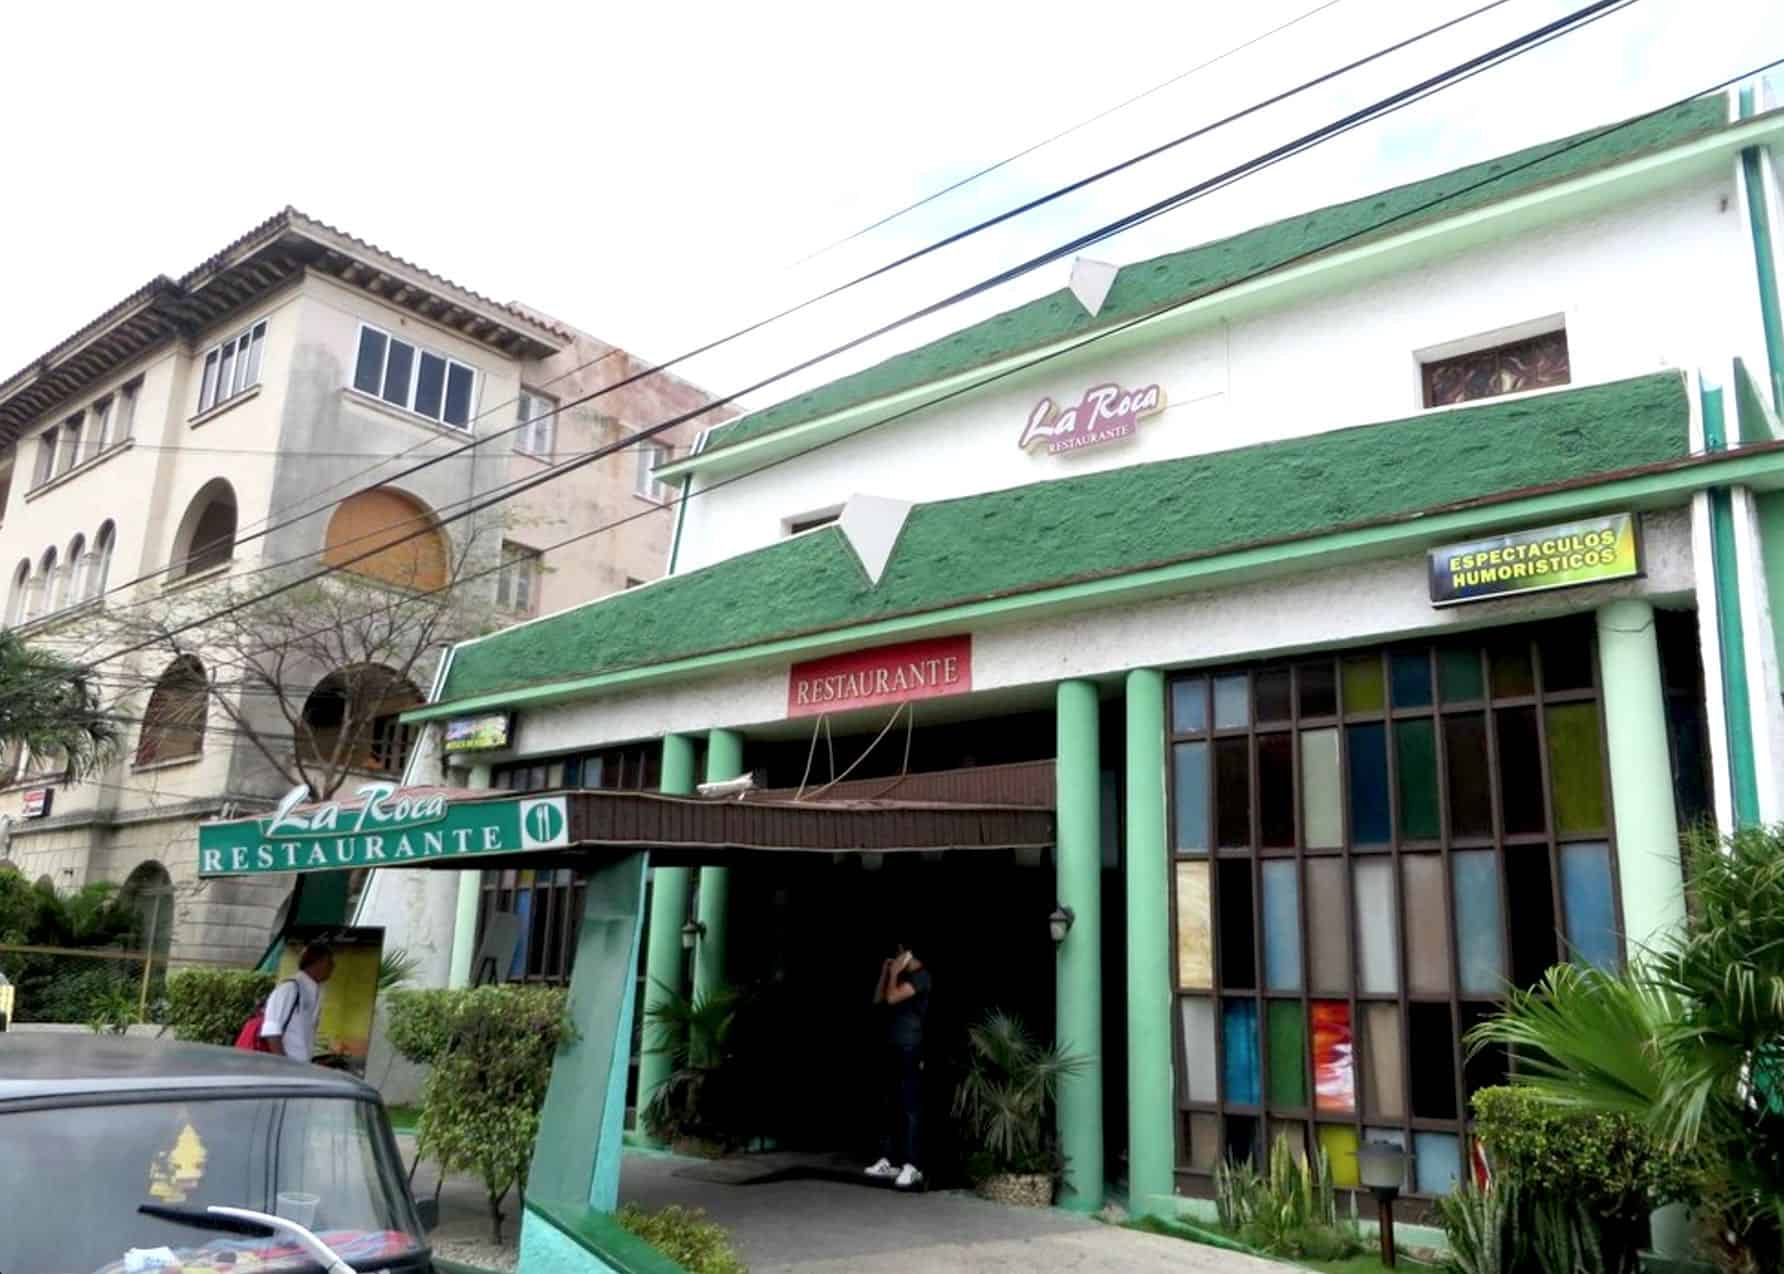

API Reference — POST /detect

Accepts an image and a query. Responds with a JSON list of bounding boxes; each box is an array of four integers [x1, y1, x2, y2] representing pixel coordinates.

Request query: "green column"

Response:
[[1125, 668, 1174, 1216], [1704, 384, 1763, 828], [1055, 680, 1104, 1211], [447, 763, 493, 989], [1596, 600, 1687, 951], [635, 735, 696, 1141], [1759, 493, 1784, 687], [693, 729, 744, 1002]]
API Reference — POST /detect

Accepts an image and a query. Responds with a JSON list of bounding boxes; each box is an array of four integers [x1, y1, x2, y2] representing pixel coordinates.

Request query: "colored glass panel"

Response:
[[1256, 668, 1292, 722], [1258, 734, 1295, 847], [1224, 1116, 1260, 1166], [1415, 1132, 1462, 1195], [1172, 677, 1208, 734], [1361, 1003, 1405, 1120], [1439, 647, 1485, 702], [1560, 842, 1620, 970], [1300, 728, 1343, 849], [1172, 741, 1209, 852], [1223, 999, 1260, 1105], [1496, 707, 1546, 835], [1396, 719, 1440, 840], [1342, 655, 1385, 714], [1490, 641, 1536, 697], [1547, 703, 1608, 834], [1179, 997, 1217, 1103], [1305, 856, 1351, 993], [1298, 662, 1338, 718], [1444, 714, 1493, 839], [1409, 1001, 1458, 1120], [1354, 859, 1399, 993], [1261, 861, 1302, 991], [1268, 1118, 1307, 1162], [1217, 861, 1256, 989], [1185, 1112, 1220, 1172], [1311, 1000, 1355, 1113], [1214, 674, 1250, 729], [1390, 650, 1433, 708], [1461, 1002, 1511, 1100], [1215, 737, 1251, 848], [1318, 1124, 1361, 1188], [1506, 846, 1559, 988], [1347, 723, 1391, 845], [1539, 627, 1595, 691], [1267, 1001, 1308, 1108], [1403, 854, 1451, 994], [1175, 861, 1213, 989], [1452, 851, 1506, 994]]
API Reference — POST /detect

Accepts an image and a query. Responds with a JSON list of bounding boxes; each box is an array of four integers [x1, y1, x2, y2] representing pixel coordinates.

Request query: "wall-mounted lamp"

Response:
[[680, 920, 706, 952], [1048, 904, 1075, 946], [1356, 1140, 1410, 1268]]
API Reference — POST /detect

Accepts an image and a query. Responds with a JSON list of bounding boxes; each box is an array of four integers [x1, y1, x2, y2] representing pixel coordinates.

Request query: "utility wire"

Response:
[[8, 0, 1515, 624]]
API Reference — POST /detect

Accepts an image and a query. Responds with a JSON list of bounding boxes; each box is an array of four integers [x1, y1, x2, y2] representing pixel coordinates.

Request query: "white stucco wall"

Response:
[[674, 174, 1756, 573]]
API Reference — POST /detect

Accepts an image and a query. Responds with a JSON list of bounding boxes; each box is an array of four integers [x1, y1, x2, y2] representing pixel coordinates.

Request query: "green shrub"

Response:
[[616, 1205, 748, 1274], [1213, 1134, 1362, 1261], [1436, 1177, 1523, 1274], [165, 968, 276, 1044], [401, 987, 572, 1244]]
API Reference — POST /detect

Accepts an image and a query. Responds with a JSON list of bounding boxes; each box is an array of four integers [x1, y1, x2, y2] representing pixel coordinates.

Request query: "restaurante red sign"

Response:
[[1018, 381, 1165, 454], [788, 635, 971, 718]]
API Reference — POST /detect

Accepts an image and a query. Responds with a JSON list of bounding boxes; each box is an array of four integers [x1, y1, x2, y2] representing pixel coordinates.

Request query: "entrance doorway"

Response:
[[725, 850, 1056, 1184]]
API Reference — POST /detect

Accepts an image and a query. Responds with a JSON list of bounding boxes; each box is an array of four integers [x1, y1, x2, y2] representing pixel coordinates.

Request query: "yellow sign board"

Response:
[[1428, 513, 1640, 606]]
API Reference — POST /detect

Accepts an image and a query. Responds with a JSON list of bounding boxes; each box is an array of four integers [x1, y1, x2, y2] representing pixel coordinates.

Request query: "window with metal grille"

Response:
[[1421, 328, 1569, 408]]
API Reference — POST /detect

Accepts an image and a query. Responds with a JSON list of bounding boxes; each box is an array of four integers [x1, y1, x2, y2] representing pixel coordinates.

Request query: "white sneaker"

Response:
[[865, 1157, 898, 1178], [895, 1163, 923, 1189]]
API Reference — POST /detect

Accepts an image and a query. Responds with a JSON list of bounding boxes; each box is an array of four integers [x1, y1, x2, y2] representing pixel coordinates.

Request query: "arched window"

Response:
[[322, 488, 448, 591], [170, 479, 237, 580], [59, 534, 85, 611], [89, 522, 115, 601], [31, 546, 57, 619], [120, 860, 175, 956], [136, 655, 207, 767], [299, 664, 422, 773], [7, 559, 29, 627]]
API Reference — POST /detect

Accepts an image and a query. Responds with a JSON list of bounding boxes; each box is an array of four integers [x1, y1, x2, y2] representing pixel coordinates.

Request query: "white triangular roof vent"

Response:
[[839, 494, 913, 586], [1068, 257, 1120, 317]]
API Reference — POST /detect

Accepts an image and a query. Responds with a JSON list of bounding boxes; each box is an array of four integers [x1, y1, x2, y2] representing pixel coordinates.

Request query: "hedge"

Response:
[[164, 968, 277, 1045]]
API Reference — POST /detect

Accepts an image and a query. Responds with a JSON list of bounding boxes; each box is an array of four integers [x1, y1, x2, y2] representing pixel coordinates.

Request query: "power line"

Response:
[[6, 0, 1516, 626], [62, 22, 1758, 725]]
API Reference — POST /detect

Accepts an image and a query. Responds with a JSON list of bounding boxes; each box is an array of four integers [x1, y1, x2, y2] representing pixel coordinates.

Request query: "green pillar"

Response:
[[447, 763, 493, 989], [1704, 384, 1763, 828], [1124, 668, 1174, 1216], [635, 735, 696, 1141], [694, 728, 744, 1002], [1055, 680, 1104, 1211], [1596, 600, 1687, 951], [1760, 493, 1784, 688]]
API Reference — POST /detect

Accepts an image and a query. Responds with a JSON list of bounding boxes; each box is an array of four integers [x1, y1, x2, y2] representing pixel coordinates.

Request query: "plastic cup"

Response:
[[275, 1191, 320, 1229]]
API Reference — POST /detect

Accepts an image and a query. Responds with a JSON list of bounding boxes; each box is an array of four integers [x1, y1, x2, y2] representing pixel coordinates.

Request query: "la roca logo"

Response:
[[1018, 381, 1165, 454]]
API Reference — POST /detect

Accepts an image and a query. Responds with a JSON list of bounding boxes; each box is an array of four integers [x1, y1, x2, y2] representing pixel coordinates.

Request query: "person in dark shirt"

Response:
[[865, 943, 930, 1189]]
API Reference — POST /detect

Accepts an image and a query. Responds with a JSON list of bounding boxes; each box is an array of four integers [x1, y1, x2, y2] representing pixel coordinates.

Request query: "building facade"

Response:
[[0, 209, 722, 963], [330, 87, 1782, 1228]]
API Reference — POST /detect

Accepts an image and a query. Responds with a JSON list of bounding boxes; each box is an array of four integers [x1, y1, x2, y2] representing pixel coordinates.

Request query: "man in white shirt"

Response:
[[260, 942, 335, 1062]]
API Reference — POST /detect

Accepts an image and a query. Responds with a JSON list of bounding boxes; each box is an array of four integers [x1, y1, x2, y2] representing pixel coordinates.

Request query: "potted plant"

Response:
[[640, 983, 751, 1157], [952, 1009, 1087, 1207]]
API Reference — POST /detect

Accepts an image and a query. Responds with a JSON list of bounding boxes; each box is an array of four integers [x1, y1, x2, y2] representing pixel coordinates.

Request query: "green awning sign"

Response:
[[198, 782, 569, 876], [1428, 513, 1640, 607]]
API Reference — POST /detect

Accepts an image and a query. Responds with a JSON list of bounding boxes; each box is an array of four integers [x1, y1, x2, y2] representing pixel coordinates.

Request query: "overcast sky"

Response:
[[1, 0, 1780, 419]]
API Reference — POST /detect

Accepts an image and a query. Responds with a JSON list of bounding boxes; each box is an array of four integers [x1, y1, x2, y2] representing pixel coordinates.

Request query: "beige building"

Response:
[[0, 208, 725, 963]]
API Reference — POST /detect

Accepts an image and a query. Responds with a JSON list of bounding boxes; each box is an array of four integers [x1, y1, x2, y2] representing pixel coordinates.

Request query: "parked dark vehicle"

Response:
[[0, 1035, 437, 1274]]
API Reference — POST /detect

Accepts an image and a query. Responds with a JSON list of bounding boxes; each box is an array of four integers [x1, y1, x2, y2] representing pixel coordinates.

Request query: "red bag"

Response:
[[234, 980, 298, 1053]]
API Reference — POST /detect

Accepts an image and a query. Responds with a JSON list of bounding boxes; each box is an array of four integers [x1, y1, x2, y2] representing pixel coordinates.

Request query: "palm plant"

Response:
[[1469, 825, 1784, 1273], [378, 946, 421, 992], [639, 982, 749, 1150], [0, 630, 118, 783], [951, 1010, 1086, 1178]]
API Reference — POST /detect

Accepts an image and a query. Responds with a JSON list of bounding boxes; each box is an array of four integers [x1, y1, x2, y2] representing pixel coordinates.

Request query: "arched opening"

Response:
[[299, 664, 422, 774], [59, 534, 85, 611], [89, 522, 115, 601], [7, 559, 29, 626], [32, 546, 57, 619], [119, 860, 175, 957], [170, 479, 237, 580], [322, 488, 448, 591], [136, 655, 207, 767]]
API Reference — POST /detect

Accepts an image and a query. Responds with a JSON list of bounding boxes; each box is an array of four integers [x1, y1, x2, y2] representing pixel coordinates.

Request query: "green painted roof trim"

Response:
[[431, 373, 1689, 710], [698, 97, 1727, 459]]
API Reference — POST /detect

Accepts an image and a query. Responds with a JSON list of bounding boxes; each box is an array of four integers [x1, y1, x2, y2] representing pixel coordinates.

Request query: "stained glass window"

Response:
[[1421, 328, 1570, 407]]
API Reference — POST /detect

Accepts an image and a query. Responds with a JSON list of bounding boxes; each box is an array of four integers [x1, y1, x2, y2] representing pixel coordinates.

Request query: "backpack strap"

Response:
[[279, 978, 302, 1033]]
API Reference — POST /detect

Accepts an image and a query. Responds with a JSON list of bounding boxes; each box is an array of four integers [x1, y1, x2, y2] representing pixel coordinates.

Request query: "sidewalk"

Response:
[[401, 1134, 1289, 1273]]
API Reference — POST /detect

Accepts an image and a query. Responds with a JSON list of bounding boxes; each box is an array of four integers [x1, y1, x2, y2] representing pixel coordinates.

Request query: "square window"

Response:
[[635, 442, 672, 501], [518, 391, 557, 455]]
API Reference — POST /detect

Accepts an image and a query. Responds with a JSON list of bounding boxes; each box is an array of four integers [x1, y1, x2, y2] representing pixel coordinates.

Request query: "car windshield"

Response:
[[0, 1093, 425, 1274]]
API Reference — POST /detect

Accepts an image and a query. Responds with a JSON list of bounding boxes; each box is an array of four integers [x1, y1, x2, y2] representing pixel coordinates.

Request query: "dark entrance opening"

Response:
[[725, 849, 1056, 1186]]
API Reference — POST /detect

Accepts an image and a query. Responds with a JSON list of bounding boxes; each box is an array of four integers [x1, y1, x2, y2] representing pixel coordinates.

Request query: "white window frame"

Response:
[[55, 412, 84, 476], [634, 441, 672, 503], [198, 320, 267, 415], [350, 322, 479, 431], [116, 377, 141, 441], [495, 542, 541, 614], [516, 390, 557, 456]]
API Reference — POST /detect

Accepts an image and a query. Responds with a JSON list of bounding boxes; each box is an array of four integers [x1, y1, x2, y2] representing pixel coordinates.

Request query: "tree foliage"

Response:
[[615, 1205, 748, 1274], [0, 629, 118, 782], [164, 967, 277, 1045], [0, 873, 146, 1023]]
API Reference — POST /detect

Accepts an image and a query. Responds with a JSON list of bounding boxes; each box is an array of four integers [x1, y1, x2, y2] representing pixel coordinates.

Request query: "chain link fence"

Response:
[[0, 940, 251, 1032]]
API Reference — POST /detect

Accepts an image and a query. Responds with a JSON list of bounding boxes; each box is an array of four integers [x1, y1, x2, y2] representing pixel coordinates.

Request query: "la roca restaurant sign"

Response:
[[1018, 381, 1165, 454], [788, 635, 971, 718]]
